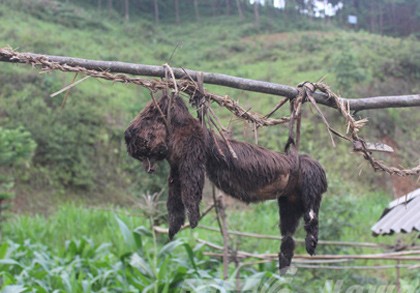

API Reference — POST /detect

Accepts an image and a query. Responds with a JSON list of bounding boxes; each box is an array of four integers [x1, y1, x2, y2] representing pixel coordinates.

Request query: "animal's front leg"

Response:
[[176, 133, 206, 229], [178, 162, 204, 229], [277, 196, 303, 274], [167, 166, 185, 240]]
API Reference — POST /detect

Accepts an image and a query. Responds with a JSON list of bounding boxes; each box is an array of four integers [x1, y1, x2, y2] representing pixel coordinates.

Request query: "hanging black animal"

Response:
[[124, 94, 327, 272]]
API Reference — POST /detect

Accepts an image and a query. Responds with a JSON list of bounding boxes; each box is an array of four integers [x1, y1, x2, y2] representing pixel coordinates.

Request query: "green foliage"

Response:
[[0, 127, 36, 235], [332, 49, 368, 94], [0, 85, 108, 190], [0, 217, 213, 292], [391, 36, 420, 79], [3, 198, 417, 291], [0, 127, 36, 167], [4, 0, 108, 30]]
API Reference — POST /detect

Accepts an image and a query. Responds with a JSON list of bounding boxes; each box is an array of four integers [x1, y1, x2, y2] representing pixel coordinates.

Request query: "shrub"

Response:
[[0, 126, 36, 237]]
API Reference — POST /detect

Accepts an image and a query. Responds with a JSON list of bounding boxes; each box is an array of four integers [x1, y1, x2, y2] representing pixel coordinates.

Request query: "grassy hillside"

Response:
[[0, 1, 419, 291]]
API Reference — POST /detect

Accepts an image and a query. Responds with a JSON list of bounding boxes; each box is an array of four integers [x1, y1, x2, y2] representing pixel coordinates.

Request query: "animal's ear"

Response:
[[178, 131, 206, 229]]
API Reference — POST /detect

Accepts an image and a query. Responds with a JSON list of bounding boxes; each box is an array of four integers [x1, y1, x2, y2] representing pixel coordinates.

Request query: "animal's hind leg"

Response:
[[302, 199, 320, 256], [298, 156, 326, 256], [278, 196, 303, 272], [167, 167, 185, 240], [301, 189, 321, 256]]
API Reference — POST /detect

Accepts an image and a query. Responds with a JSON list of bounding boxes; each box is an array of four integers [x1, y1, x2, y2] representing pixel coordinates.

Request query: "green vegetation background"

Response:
[[0, 0, 419, 291]]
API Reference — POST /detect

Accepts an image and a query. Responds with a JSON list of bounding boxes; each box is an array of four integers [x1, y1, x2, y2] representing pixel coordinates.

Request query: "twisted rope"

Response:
[[0, 48, 289, 127], [303, 82, 420, 176]]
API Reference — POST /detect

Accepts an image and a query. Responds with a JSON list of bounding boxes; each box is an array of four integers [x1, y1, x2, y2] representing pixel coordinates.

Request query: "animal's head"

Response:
[[124, 95, 170, 173]]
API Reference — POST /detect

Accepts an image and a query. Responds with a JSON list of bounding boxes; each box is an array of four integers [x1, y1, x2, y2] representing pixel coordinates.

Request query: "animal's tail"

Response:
[[284, 137, 299, 180]]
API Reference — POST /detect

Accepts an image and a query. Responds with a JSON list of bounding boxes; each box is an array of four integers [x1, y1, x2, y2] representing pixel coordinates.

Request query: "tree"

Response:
[[211, 0, 217, 16], [108, 0, 113, 17], [335, 0, 420, 37], [193, 0, 200, 21], [174, 0, 180, 24], [154, 0, 159, 24], [124, 0, 129, 22], [235, 0, 244, 20], [294, 0, 315, 15], [226, 0, 231, 15], [254, 0, 260, 27]]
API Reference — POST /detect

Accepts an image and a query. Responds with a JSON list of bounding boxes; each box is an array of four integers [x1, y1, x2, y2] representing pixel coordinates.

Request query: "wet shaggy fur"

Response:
[[125, 94, 327, 272]]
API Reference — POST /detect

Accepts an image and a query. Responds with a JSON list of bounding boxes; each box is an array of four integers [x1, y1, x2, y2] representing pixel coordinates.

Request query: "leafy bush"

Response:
[[0, 127, 36, 167], [0, 77, 120, 191], [332, 50, 368, 94], [0, 126, 36, 236], [0, 216, 217, 292], [4, 0, 108, 30]]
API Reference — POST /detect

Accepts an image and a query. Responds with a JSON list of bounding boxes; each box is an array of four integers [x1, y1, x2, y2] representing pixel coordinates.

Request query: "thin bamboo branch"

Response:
[[198, 239, 260, 259], [203, 248, 420, 261], [294, 264, 416, 270], [153, 203, 215, 234], [1, 48, 419, 111], [198, 225, 388, 248], [203, 251, 420, 262], [50, 75, 90, 97], [212, 187, 230, 280]]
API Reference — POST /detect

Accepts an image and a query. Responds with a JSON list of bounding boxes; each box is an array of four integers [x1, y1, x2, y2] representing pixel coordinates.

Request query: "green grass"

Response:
[[2, 194, 419, 291]]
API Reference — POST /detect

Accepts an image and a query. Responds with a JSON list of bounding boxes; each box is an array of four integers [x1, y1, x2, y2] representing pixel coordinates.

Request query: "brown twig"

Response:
[[212, 186, 231, 279], [153, 203, 215, 234], [207, 107, 238, 159], [149, 90, 170, 131], [264, 97, 289, 119], [305, 89, 336, 147]]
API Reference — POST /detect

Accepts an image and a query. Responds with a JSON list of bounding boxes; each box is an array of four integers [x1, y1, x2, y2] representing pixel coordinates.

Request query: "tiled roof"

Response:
[[371, 188, 420, 236]]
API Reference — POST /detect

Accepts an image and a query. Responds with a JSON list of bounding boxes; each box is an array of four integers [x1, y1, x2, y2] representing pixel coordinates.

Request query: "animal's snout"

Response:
[[124, 128, 134, 144]]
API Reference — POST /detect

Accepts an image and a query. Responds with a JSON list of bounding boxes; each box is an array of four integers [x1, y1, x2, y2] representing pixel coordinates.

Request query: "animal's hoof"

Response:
[[305, 235, 317, 255], [189, 218, 198, 229], [279, 266, 290, 275], [186, 208, 200, 229], [278, 252, 291, 271], [168, 229, 176, 240], [168, 223, 182, 240]]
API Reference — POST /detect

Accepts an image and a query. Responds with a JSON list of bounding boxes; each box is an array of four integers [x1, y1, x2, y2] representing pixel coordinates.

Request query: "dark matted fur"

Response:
[[125, 94, 327, 272]]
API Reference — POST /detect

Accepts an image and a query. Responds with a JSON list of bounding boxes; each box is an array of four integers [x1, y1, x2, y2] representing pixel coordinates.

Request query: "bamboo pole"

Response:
[[1, 48, 419, 111]]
